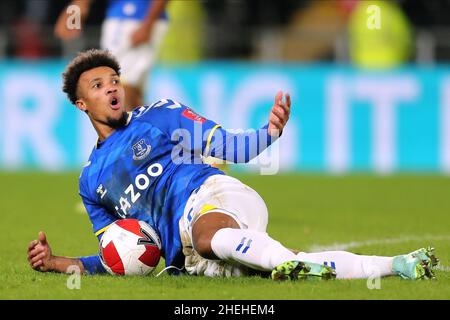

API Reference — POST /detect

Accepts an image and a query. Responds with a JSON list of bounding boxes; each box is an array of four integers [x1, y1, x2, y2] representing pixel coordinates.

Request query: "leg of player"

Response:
[[191, 212, 333, 279], [191, 213, 438, 280], [295, 247, 438, 280], [295, 251, 394, 279], [123, 84, 143, 111]]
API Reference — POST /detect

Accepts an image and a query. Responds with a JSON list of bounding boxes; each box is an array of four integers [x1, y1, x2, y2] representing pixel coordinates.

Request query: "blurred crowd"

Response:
[[0, 0, 450, 66]]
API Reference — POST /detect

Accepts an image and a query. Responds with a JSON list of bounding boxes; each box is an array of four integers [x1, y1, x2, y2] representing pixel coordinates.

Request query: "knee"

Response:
[[192, 234, 213, 259], [192, 219, 220, 259], [191, 212, 240, 259]]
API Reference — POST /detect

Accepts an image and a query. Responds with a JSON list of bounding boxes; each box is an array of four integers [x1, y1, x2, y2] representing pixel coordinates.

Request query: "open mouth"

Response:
[[110, 96, 120, 109]]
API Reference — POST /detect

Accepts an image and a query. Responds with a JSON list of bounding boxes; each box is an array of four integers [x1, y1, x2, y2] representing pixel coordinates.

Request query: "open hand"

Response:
[[27, 231, 54, 272], [268, 91, 291, 137]]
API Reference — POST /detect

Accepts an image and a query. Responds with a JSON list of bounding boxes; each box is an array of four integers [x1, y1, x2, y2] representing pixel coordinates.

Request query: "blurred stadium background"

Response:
[[0, 0, 449, 173], [1, 0, 450, 300]]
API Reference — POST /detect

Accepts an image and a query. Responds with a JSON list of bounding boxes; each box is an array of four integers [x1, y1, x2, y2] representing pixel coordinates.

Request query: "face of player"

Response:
[[75, 66, 127, 136]]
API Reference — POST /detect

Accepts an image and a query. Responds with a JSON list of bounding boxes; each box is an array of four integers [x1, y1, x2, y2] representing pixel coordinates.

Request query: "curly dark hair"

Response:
[[62, 49, 121, 105]]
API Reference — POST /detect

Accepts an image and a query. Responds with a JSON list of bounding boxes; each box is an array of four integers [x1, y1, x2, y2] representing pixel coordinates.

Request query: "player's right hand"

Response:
[[27, 231, 54, 272], [268, 91, 291, 137]]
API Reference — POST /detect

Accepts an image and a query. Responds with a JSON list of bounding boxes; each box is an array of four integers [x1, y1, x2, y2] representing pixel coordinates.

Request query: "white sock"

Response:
[[296, 251, 394, 279], [210, 228, 297, 271]]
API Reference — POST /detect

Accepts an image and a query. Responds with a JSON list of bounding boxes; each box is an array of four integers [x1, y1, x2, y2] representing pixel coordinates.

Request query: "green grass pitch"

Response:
[[0, 172, 449, 300]]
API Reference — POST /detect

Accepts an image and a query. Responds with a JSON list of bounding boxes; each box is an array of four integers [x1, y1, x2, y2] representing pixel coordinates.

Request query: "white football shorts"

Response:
[[100, 18, 168, 89], [179, 174, 269, 277]]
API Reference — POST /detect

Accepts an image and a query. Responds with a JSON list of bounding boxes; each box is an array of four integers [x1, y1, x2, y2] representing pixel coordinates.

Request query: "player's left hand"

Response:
[[268, 91, 291, 137], [130, 24, 152, 48], [27, 231, 54, 272]]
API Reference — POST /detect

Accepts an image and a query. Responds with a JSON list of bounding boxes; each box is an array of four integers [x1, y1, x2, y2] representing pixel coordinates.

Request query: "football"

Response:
[[99, 219, 162, 276]]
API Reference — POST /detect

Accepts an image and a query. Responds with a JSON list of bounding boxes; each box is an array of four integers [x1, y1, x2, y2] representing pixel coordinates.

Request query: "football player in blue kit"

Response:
[[27, 50, 438, 281]]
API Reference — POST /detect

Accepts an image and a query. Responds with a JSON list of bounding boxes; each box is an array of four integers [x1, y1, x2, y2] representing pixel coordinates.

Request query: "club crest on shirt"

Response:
[[132, 139, 151, 160]]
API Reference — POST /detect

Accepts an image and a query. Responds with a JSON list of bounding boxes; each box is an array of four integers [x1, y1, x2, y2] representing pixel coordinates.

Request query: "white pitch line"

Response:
[[435, 265, 450, 272], [308, 235, 450, 252], [308, 235, 450, 272]]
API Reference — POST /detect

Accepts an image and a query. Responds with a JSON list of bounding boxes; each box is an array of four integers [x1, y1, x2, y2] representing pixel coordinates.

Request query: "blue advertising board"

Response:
[[0, 60, 449, 173]]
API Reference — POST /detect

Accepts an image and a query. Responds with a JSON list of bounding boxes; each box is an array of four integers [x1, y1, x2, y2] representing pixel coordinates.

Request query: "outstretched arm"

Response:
[[27, 231, 85, 274], [204, 91, 291, 163], [140, 91, 292, 164], [27, 231, 106, 274]]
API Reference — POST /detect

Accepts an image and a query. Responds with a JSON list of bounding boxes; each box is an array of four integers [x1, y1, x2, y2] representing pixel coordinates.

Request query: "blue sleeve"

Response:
[[81, 195, 117, 239], [205, 123, 278, 163], [79, 255, 106, 274], [77, 196, 112, 274], [137, 99, 279, 163], [78, 177, 115, 274]]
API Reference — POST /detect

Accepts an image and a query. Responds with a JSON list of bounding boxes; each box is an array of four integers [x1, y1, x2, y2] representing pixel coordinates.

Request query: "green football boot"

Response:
[[271, 260, 337, 281], [392, 247, 439, 280]]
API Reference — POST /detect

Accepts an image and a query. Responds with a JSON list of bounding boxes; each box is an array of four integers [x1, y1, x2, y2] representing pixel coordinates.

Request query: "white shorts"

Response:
[[179, 175, 269, 277], [100, 18, 168, 89]]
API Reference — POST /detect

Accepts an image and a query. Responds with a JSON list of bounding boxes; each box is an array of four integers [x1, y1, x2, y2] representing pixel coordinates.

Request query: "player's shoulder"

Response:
[[78, 160, 93, 198], [78, 148, 98, 189], [131, 99, 188, 126], [79, 157, 93, 182]]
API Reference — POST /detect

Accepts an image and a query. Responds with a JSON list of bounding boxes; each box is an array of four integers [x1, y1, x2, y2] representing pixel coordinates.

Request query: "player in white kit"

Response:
[[55, 0, 168, 110]]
